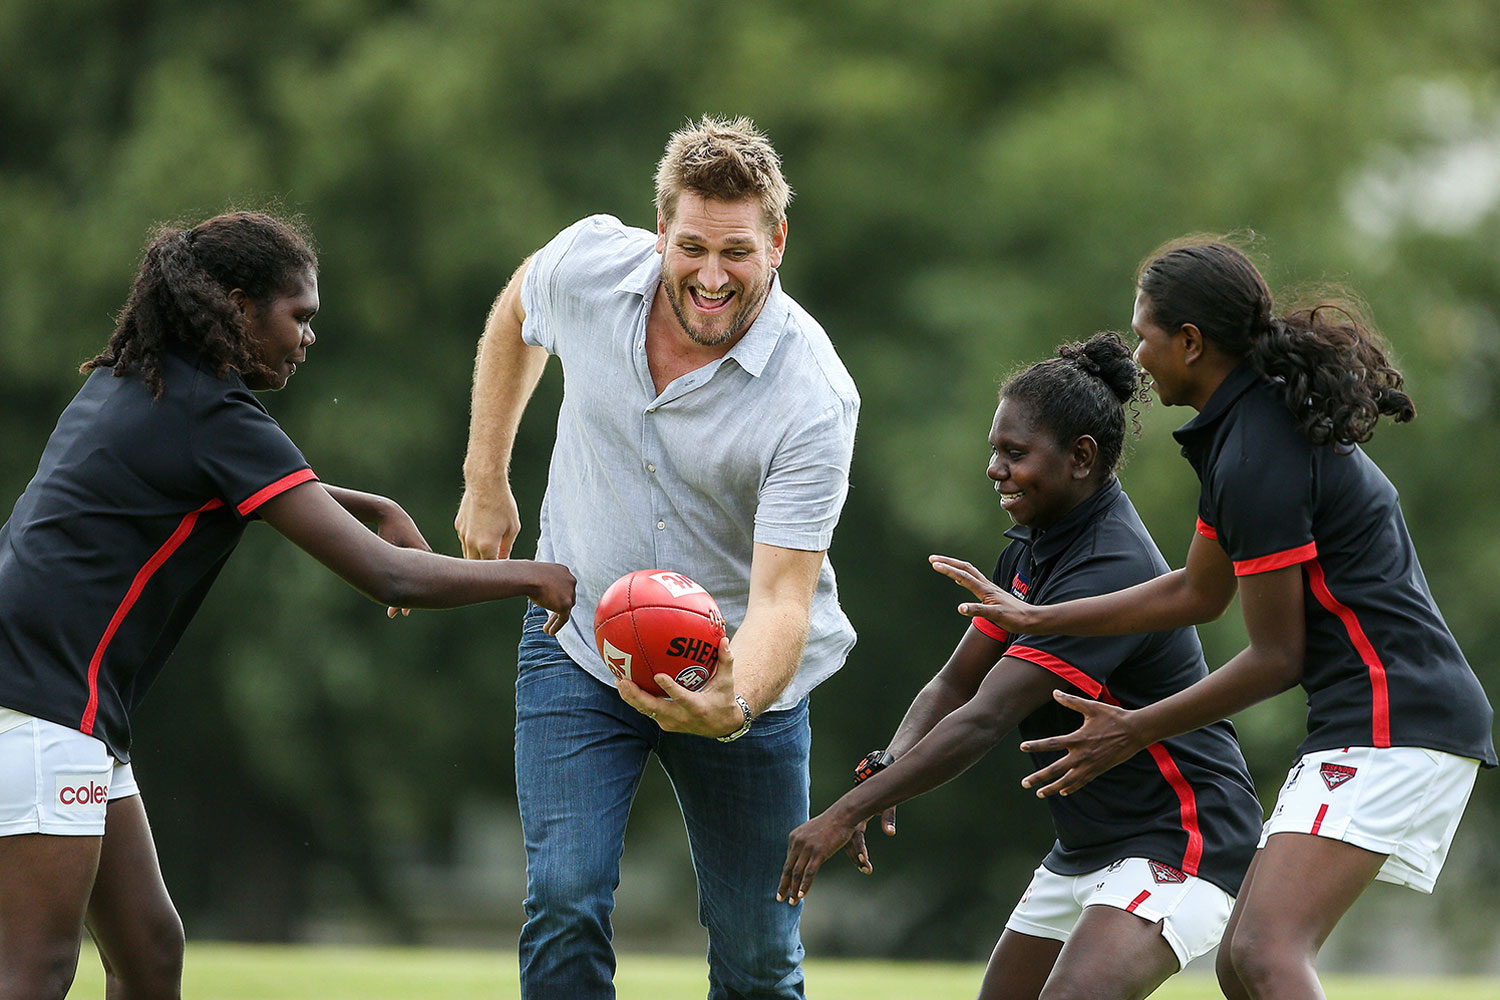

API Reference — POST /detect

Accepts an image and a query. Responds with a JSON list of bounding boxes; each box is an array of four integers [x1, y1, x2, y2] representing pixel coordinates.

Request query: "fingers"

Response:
[[843, 825, 872, 874], [1019, 754, 1074, 793], [776, 848, 825, 904], [385, 607, 412, 619], [928, 554, 992, 597], [543, 611, 564, 635], [880, 806, 897, 837]]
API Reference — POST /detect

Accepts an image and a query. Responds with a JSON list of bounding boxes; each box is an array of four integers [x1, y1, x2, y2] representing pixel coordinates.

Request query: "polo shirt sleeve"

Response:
[[519, 215, 622, 356], [192, 381, 316, 520], [1205, 421, 1317, 576], [752, 399, 857, 551], [1004, 550, 1151, 697]]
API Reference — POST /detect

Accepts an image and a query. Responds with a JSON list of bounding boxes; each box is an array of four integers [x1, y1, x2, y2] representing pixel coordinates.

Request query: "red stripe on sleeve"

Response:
[[1005, 646, 1102, 699], [236, 468, 318, 516], [80, 498, 226, 734], [1195, 518, 1218, 540], [1305, 558, 1391, 746], [970, 617, 1009, 643], [1233, 541, 1317, 576], [1146, 744, 1204, 876]]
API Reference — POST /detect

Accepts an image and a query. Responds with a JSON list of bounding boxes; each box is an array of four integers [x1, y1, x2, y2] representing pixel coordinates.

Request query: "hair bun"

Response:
[[1057, 332, 1138, 404]]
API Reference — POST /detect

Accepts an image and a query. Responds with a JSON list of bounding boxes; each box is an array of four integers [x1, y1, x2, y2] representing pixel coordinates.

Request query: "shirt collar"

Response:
[[614, 256, 789, 379], [1171, 361, 1264, 449], [1001, 477, 1124, 566]]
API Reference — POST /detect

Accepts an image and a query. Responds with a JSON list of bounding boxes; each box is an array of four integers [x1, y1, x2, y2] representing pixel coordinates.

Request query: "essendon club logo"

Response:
[[1320, 763, 1357, 791], [1010, 571, 1031, 600], [1148, 860, 1186, 884]]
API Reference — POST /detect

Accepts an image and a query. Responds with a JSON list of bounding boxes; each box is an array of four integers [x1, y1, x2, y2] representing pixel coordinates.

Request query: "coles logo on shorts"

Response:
[[56, 773, 110, 812], [1320, 763, 1357, 791], [1148, 860, 1186, 884]]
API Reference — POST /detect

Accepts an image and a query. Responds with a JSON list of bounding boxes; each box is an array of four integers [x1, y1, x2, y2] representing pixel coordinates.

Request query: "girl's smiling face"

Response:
[[987, 397, 1094, 532]]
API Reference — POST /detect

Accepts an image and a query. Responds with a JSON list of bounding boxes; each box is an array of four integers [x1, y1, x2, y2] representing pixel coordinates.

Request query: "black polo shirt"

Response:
[[971, 480, 1262, 894], [0, 346, 316, 761], [1173, 363, 1495, 766]]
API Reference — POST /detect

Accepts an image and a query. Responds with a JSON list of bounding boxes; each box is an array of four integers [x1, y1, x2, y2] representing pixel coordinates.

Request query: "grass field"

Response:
[[61, 943, 1500, 999]]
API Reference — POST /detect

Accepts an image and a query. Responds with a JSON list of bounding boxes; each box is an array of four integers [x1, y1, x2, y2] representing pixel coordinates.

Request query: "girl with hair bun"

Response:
[[950, 240, 1494, 1000], [0, 210, 575, 1000], [781, 332, 1262, 1000]]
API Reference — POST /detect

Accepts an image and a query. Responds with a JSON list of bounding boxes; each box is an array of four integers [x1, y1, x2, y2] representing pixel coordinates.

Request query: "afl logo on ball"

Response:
[[674, 666, 711, 691]]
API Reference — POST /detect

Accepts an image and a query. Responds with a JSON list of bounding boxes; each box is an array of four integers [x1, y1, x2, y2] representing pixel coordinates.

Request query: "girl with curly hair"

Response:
[[939, 240, 1494, 1000], [0, 210, 574, 1000]]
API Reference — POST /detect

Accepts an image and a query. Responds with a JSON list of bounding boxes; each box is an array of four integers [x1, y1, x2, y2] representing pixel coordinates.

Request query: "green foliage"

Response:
[[7, 0, 1500, 964]]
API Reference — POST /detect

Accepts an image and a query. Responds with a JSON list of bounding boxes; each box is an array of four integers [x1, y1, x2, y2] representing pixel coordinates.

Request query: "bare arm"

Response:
[[617, 543, 825, 738], [778, 654, 1061, 902], [260, 481, 575, 626], [931, 532, 1238, 637], [454, 255, 551, 560], [1018, 563, 1306, 797]]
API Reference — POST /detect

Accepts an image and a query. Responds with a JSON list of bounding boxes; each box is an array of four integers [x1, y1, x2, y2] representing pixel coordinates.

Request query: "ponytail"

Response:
[[84, 211, 317, 398], [1138, 239, 1414, 447]]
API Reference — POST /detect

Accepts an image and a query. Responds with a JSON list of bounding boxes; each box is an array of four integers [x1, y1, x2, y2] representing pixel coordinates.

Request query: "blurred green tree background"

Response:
[[4, 0, 1499, 971]]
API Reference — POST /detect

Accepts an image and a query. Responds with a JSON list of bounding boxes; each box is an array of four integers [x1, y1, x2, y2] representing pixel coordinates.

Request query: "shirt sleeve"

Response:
[[519, 215, 625, 357], [1004, 549, 1152, 696], [1208, 421, 1317, 576], [752, 398, 857, 551], [191, 380, 316, 520]]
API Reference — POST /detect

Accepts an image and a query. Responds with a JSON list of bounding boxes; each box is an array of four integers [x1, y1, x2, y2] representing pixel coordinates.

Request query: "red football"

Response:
[[594, 569, 726, 697]]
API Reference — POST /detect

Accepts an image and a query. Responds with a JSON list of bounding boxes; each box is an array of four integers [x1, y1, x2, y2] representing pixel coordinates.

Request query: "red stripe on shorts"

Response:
[[1310, 803, 1330, 835], [1126, 890, 1151, 913]]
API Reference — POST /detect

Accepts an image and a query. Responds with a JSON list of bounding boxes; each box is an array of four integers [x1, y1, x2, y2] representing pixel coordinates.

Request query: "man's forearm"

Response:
[[462, 261, 548, 489], [728, 600, 811, 715]]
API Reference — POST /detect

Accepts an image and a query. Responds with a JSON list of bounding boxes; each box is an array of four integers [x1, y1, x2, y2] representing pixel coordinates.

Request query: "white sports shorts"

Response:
[[1260, 745, 1479, 893], [0, 708, 139, 836], [1005, 857, 1234, 969]]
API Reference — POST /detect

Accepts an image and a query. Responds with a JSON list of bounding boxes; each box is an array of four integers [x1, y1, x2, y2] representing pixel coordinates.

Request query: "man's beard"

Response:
[[664, 276, 771, 347]]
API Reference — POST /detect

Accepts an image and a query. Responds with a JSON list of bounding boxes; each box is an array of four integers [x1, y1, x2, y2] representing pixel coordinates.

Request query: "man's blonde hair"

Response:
[[654, 115, 792, 232]]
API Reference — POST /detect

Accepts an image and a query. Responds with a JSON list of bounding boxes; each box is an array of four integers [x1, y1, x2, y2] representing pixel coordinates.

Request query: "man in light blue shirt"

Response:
[[456, 116, 858, 999]]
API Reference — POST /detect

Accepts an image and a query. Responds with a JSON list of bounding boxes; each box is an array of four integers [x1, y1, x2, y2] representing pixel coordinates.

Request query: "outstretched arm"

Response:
[[931, 532, 1238, 637], [778, 654, 1061, 904], [454, 256, 550, 561], [1017, 563, 1305, 797], [260, 481, 575, 627]]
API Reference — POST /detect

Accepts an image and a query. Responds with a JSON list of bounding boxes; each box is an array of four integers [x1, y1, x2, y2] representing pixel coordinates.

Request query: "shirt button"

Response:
[[647, 463, 656, 473], [656, 520, 666, 530]]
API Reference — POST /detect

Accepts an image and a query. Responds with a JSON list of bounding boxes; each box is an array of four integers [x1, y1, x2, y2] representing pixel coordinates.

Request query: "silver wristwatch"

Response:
[[716, 694, 753, 742]]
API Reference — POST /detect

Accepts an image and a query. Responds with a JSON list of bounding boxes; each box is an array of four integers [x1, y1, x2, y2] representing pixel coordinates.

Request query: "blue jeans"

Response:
[[514, 603, 810, 1000]]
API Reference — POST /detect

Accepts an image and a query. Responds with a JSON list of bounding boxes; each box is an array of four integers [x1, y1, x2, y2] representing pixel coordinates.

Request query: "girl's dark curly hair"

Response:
[[1137, 239, 1414, 447], [83, 211, 317, 398], [1001, 330, 1145, 478]]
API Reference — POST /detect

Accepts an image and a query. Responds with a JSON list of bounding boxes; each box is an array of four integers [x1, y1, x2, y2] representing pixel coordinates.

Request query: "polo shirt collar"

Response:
[[1002, 477, 1123, 566], [1172, 361, 1263, 449], [615, 256, 789, 379]]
